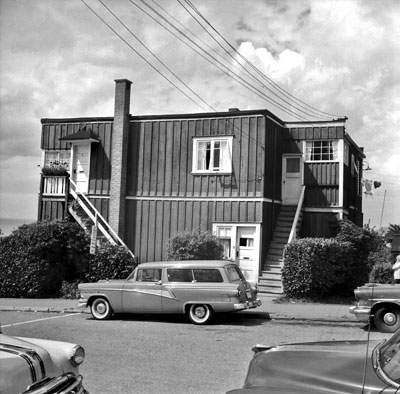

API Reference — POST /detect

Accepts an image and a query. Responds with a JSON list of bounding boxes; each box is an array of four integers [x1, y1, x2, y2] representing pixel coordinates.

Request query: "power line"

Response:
[[80, 0, 211, 112], [181, 0, 341, 120], [132, 0, 312, 121]]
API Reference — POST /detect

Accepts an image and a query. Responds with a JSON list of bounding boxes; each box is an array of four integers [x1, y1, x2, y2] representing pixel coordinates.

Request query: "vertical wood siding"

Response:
[[127, 115, 266, 198], [41, 122, 113, 195], [125, 199, 263, 262]]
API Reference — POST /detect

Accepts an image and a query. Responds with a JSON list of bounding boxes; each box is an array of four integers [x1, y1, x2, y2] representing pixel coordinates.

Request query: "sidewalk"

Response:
[[0, 294, 358, 323]]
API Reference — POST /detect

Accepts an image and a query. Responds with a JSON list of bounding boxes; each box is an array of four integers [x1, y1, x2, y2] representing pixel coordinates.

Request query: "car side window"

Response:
[[167, 269, 193, 282], [193, 269, 223, 283], [136, 268, 162, 282]]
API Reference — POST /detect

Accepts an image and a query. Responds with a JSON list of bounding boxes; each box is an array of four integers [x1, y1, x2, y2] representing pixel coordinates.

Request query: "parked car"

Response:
[[226, 328, 400, 393], [0, 333, 87, 394], [349, 283, 400, 333], [78, 260, 261, 324]]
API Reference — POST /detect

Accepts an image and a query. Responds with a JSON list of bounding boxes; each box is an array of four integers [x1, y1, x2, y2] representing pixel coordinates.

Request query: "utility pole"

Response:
[[379, 189, 387, 228]]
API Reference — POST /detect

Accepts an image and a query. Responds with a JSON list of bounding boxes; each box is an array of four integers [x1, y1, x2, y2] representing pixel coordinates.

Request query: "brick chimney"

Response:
[[109, 79, 132, 237]]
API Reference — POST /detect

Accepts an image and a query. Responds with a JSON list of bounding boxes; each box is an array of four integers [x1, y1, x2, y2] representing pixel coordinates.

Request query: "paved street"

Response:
[[1, 309, 392, 394]]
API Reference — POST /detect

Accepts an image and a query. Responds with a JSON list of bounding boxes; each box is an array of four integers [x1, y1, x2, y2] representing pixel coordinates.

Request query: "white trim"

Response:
[[132, 114, 266, 123], [192, 136, 233, 174], [303, 207, 348, 215], [284, 121, 346, 128], [212, 223, 261, 283], [126, 195, 281, 204], [338, 139, 344, 207]]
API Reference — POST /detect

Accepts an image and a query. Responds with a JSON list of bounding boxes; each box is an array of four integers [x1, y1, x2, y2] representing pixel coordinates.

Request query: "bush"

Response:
[[334, 220, 382, 275], [369, 262, 393, 284], [0, 221, 89, 297], [60, 280, 80, 299], [282, 238, 355, 299], [84, 244, 137, 282], [166, 230, 224, 260]]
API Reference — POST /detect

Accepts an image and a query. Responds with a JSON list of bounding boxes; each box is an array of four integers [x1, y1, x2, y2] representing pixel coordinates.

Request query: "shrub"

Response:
[[166, 229, 224, 260], [369, 262, 393, 284], [282, 238, 355, 299], [60, 280, 80, 299], [84, 244, 137, 282], [0, 221, 89, 297]]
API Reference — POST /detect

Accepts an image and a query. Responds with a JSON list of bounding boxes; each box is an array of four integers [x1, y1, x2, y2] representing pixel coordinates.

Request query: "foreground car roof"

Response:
[[137, 260, 235, 268]]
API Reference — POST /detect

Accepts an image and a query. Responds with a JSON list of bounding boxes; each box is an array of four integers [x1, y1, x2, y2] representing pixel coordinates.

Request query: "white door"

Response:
[[282, 155, 302, 205], [236, 227, 256, 281], [72, 144, 90, 193]]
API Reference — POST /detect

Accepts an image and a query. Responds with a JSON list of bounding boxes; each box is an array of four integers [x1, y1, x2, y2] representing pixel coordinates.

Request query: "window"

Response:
[[44, 151, 71, 170], [286, 157, 300, 173], [305, 140, 338, 162], [192, 137, 232, 173], [226, 266, 245, 282], [216, 226, 232, 259], [193, 269, 223, 283], [167, 269, 193, 282], [136, 268, 162, 282]]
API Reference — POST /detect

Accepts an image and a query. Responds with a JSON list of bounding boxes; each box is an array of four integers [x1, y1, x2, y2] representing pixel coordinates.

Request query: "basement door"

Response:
[[213, 224, 260, 283], [72, 144, 90, 193], [282, 154, 302, 205]]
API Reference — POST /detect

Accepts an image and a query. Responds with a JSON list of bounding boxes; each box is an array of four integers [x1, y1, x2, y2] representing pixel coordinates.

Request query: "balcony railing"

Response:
[[42, 175, 69, 196]]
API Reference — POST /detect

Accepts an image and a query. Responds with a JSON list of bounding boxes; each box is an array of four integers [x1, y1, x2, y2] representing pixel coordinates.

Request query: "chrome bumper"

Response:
[[349, 305, 371, 322], [234, 299, 262, 311], [23, 373, 88, 394]]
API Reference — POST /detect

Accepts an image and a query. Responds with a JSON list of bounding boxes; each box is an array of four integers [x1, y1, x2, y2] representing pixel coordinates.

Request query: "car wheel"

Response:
[[91, 297, 112, 320], [188, 304, 213, 325], [374, 307, 400, 333]]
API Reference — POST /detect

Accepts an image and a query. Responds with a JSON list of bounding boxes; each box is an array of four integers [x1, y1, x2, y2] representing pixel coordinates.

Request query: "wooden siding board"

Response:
[[179, 121, 188, 196], [172, 121, 181, 196]]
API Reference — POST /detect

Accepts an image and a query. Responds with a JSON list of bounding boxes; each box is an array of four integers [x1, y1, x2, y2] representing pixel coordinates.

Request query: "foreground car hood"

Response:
[[0, 334, 81, 394], [228, 340, 393, 394]]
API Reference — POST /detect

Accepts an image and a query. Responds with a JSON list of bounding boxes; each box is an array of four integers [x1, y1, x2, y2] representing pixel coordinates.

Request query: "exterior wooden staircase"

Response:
[[68, 179, 135, 258], [258, 205, 300, 295]]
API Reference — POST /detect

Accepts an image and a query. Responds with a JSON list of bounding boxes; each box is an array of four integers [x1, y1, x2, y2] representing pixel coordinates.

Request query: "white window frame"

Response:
[[192, 136, 233, 174], [304, 140, 339, 162], [43, 150, 71, 170]]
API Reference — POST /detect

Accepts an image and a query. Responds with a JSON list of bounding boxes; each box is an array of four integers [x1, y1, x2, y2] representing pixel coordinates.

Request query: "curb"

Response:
[[0, 305, 360, 324]]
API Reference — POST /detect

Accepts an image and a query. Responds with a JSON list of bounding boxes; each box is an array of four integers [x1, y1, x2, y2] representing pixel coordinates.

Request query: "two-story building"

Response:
[[38, 79, 365, 294]]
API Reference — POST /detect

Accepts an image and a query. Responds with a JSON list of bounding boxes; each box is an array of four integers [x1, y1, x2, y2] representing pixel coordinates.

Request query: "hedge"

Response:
[[282, 238, 356, 299], [0, 221, 89, 297]]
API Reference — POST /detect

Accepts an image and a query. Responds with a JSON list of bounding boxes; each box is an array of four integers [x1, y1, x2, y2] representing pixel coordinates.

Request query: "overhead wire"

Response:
[[131, 0, 312, 121], [96, 0, 216, 112], [182, 0, 341, 120], [80, 0, 211, 112]]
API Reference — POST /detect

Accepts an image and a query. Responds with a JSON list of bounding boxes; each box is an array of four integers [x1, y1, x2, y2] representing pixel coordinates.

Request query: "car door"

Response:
[[122, 268, 162, 313]]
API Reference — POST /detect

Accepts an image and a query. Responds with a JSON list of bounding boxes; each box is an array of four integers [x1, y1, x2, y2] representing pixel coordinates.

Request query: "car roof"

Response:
[[137, 260, 235, 269]]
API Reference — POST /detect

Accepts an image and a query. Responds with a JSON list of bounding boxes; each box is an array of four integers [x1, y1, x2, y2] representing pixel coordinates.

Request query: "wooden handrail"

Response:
[[288, 185, 305, 243], [69, 178, 135, 259]]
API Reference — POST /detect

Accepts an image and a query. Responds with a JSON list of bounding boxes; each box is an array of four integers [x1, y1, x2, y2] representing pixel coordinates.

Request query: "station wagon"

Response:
[[78, 260, 261, 324]]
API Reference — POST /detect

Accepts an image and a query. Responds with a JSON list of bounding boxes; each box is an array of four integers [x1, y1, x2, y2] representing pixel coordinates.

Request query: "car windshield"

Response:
[[226, 265, 245, 282], [378, 329, 400, 383]]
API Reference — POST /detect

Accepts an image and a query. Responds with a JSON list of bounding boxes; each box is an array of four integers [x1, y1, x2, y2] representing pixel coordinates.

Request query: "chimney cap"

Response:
[[114, 79, 132, 85]]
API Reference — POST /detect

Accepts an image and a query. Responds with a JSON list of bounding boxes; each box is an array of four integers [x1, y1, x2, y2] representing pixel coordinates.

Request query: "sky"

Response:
[[0, 0, 399, 231]]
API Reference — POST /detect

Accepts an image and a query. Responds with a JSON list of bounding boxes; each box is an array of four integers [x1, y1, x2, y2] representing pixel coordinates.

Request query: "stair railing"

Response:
[[288, 185, 305, 243], [69, 178, 135, 259]]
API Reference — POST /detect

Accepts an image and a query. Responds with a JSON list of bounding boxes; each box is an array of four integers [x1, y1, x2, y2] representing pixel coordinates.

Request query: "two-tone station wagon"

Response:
[[78, 260, 261, 324]]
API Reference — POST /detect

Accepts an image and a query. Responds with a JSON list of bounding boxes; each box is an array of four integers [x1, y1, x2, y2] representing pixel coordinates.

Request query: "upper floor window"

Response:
[[192, 137, 233, 174], [305, 140, 338, 162], [44, 150, 71, 170]]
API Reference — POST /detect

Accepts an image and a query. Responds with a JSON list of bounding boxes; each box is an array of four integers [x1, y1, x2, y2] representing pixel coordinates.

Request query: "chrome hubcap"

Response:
[[195, 307, 206, 318], [97, 303, 106, 314], [383, 312, 396, 326]]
